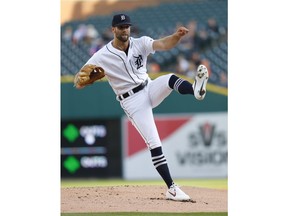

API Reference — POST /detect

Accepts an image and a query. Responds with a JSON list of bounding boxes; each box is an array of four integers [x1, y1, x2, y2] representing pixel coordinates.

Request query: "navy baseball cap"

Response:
[[112, 14, 132, 27]]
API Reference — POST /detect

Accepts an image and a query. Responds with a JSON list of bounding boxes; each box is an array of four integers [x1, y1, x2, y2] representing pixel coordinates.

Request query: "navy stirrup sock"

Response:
[[150, 147, 173, 188], [169, 74, 194, 95]]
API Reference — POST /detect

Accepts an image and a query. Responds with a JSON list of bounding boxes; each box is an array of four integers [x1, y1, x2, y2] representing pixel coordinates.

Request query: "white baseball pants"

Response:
[[119, 74, 173, 150]]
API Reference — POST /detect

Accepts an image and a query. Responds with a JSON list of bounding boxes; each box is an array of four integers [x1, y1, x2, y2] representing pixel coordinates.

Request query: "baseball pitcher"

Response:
[[74, 14, 209, 201]]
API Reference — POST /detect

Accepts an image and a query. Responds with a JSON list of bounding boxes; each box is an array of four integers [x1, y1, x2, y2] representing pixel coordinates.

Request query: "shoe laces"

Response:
[[170, 183, 181, 189]]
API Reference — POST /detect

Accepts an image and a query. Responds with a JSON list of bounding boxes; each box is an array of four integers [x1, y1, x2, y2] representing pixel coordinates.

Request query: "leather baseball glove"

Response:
[[74, 64, 105, 89]]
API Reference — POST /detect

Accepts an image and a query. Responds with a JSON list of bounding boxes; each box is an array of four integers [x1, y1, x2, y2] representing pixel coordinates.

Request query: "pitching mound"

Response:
[[61, 185, 227, 213]]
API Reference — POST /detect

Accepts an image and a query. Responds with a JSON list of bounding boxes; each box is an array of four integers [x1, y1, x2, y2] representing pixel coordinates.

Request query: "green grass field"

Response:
[[62, 213, 227, 216], [61, 178, 227, 190], [61, 178, 227, 215]]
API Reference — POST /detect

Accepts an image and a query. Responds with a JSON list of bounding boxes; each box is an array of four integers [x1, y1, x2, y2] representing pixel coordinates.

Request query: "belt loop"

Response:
[[128, 89, 134, 96], [118, 79, 148, 101]]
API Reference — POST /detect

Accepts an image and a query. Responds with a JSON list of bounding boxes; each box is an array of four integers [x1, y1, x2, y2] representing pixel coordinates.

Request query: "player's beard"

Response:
[[116, 33, 130, 43]]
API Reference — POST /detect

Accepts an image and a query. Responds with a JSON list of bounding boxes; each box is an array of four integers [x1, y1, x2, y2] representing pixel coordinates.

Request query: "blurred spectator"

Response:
[[85, 24, 100, 45], [101, 28, 114, 43], [194, 28, 211, 51], [89, 38, 105, 56], [178, 20, 197, 52], [219, 71, 228, 87], [72, 24, 87, 45], [190, 52, 202, 67], [62, 26, 73, 42], [206, 17, 220, 41], [176, 55, 191, 75], [207, 17, 219, 34], [147, 62, 161, 73]]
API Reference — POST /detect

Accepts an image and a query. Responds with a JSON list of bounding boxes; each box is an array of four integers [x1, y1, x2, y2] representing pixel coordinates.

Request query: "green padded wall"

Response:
[[61, 82, 227, 120]]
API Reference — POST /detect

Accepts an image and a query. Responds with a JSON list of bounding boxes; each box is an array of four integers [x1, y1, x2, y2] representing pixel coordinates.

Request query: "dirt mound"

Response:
[[61, 185, 227, 213]]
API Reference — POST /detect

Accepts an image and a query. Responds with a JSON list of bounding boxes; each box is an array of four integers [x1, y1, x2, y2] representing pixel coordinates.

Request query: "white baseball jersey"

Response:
[[85, 36, 155, 96], [85, 35, 174, 150]]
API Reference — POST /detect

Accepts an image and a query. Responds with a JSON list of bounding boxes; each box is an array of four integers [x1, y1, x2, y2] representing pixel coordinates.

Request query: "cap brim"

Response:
[[113, 22, 132, 27]]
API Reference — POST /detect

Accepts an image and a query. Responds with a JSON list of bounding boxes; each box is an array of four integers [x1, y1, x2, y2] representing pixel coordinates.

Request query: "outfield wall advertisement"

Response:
[[122, 112, 227, 179], [61, 119, 122, 178]]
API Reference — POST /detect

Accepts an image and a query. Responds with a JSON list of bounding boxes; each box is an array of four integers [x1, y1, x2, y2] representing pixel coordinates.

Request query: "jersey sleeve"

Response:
[[142, 36, 155, 56], [85, 52, 101, 66]]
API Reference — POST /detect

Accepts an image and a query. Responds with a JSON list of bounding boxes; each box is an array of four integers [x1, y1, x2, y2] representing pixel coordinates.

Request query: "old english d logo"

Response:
[[133, 55, 143, 69], [200, 122, 215, 147]]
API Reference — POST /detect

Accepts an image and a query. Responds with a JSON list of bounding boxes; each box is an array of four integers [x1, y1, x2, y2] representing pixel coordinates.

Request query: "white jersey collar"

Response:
[[108, 38, 132, 53]]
